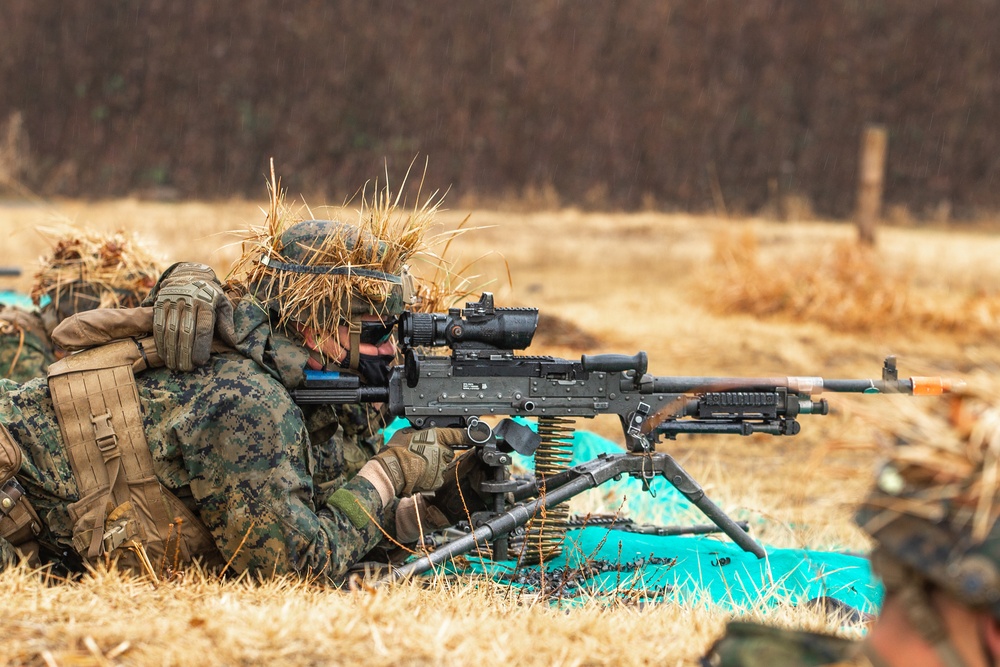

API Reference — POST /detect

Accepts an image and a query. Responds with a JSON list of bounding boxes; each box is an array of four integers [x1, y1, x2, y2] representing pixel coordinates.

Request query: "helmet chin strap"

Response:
[[347, 319, 361, 372], [899, 583, 970, 667], [870, 548, 976, 667]]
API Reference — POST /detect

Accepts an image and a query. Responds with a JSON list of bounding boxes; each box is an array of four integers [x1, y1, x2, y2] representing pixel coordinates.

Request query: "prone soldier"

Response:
[[0, 228, 162, 382], [0, 203, 462, 580], [702, 386, 1000, 667]]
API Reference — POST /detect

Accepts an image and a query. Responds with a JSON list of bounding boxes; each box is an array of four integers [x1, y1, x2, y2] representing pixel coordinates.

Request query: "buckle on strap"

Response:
[[0, 478, 25, 516], [102, 520, 130, 553], [91, 412, 119, 452]]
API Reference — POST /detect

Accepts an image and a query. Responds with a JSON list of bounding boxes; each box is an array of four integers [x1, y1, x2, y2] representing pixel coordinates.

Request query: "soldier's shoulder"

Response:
[[0, 307, 54, 382], [701, 621, 860, 667], [0, 307, 48, 342]]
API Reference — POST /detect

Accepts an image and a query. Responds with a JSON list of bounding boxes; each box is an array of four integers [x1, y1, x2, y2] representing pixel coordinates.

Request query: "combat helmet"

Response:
[[856, 385, 1000, 620], [233, 171, 438, 368], [30, 227, 163, 334]]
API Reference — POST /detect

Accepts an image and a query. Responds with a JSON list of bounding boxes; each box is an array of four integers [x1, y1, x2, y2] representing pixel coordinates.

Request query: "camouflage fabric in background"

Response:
[[700, 622, 867, 667], [0, 306, 56, 383], [0, 295, 395, 581]]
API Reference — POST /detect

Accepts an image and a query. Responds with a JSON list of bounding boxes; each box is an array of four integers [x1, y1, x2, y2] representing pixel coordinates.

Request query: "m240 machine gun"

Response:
[[293, 293, 958, 580]]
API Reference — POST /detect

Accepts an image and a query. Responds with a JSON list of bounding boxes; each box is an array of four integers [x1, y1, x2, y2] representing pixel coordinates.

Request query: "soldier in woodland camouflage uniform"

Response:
[[0, 229, 161, 382], [0, 308, 55, 383], [702, 387, 1000, 667], [0, 200, 459, 580]]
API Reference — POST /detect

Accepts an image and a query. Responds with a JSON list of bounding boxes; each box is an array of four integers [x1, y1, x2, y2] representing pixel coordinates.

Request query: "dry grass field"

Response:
[[2, 196, 1000, 666]]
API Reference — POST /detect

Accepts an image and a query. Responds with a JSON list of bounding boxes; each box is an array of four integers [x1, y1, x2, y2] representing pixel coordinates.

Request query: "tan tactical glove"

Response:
[[358, 429, 460, 504], [427, 448, 495, 524], [386, 427, 472, 451], [150, 262, 234, 371], [395, 495, 452, 544]]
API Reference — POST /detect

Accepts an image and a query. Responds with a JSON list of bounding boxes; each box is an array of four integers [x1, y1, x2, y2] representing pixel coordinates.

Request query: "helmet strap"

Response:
[[898, 583, 970, 667], [347, 319, 361, 372], [872, 548, 974, 667]]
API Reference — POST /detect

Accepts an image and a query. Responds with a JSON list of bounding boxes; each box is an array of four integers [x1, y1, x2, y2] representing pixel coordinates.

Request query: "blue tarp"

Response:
[[384, 418, 881, 613], [0, 290, 33, 309]]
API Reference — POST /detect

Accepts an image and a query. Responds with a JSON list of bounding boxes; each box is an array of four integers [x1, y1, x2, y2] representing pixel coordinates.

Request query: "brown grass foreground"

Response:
[[3, 199, 1000, 665], [1, 563, 852, 667]]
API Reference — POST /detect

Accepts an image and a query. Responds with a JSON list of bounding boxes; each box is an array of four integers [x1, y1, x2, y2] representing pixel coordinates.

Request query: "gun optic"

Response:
[[398, 292, 539, 351]]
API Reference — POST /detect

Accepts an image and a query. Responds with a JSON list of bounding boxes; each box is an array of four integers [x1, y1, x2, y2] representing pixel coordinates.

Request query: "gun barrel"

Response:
[[0, 267, 20, 277], [292, 386, 389, 404], [818, 377, 957, 395], [650, 375, 957, 396]]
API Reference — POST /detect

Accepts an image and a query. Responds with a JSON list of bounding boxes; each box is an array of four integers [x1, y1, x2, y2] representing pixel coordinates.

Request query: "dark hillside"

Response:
[[1, 0, 997, 218]]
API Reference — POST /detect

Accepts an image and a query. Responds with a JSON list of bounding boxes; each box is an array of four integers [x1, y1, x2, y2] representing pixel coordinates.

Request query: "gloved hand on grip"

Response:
[[150, 262, 234, 371], [385, 426, 472, 451], [365, 431, 457, 497], [355, 428, 464, 509], [427, 448, 495, 525]]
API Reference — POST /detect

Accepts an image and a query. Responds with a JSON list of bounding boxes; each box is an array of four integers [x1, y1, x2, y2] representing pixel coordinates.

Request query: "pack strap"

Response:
[[49, 342, 176, 560]]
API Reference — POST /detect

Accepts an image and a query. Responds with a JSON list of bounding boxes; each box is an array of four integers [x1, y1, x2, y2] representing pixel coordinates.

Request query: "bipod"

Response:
[[380, 451, 764, 584]]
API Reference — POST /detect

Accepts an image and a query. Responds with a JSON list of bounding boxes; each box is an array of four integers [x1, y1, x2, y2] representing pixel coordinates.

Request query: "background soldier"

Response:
[[702, 386, 1000, 667], [0, 197, 462, 581], [0, 227, 162, 382]]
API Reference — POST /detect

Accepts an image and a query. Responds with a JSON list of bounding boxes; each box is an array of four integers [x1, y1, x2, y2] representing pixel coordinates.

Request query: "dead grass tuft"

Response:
[[704, 226, 1000, 340]]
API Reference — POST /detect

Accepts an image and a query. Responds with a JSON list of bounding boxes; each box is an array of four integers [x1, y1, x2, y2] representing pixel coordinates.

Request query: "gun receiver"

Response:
[[292, 293, 958, 572]]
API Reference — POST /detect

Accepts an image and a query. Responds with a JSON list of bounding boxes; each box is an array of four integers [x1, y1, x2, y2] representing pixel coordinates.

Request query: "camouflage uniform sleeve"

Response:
[[0, 309, 57, 383], [301, 402, 386, 490], [141, 356, 397, 581], [700, 622, 861, 667], [335, 402, 386, 479]]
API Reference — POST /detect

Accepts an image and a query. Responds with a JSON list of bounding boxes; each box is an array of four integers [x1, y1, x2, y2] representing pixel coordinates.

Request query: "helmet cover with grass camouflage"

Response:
[[856, 388, 1000, 619], [239, 219, 420, 340], [29, 228, 162, 330]]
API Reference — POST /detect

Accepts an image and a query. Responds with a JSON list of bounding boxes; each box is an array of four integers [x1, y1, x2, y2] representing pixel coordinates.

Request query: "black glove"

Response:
[[150, 262, 234, 371]]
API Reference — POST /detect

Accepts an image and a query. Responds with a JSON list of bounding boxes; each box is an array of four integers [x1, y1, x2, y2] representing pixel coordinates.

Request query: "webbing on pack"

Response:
[[48, 339, 221, 574]]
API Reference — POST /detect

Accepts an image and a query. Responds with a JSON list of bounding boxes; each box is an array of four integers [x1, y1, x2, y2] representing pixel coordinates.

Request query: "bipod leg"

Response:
[[490, 463, 509, 561], [382, 455, 625, 583], [657, 453, 766, 558], [380, 453, 765, 584], [477, 441, 519, 562]]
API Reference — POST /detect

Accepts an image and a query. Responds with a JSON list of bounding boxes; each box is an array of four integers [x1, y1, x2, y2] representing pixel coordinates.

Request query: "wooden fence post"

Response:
[[856, 124, 887, 246]]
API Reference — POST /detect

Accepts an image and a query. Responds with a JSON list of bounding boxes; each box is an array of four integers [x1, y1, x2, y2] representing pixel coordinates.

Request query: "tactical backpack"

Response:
[[46, 309, 224, 577]]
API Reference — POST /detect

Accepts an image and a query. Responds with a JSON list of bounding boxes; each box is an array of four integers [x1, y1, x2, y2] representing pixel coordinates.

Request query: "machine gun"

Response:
[[293, 293, 957, 579]]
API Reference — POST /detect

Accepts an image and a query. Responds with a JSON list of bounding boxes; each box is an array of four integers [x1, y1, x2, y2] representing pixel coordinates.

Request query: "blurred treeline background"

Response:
[[1, 0, 997, 220]]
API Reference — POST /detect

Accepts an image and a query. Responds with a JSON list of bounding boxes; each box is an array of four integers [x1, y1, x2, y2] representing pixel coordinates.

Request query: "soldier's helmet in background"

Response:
[[856, 385, 1000, 618], [30, 228, 163, 334]]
